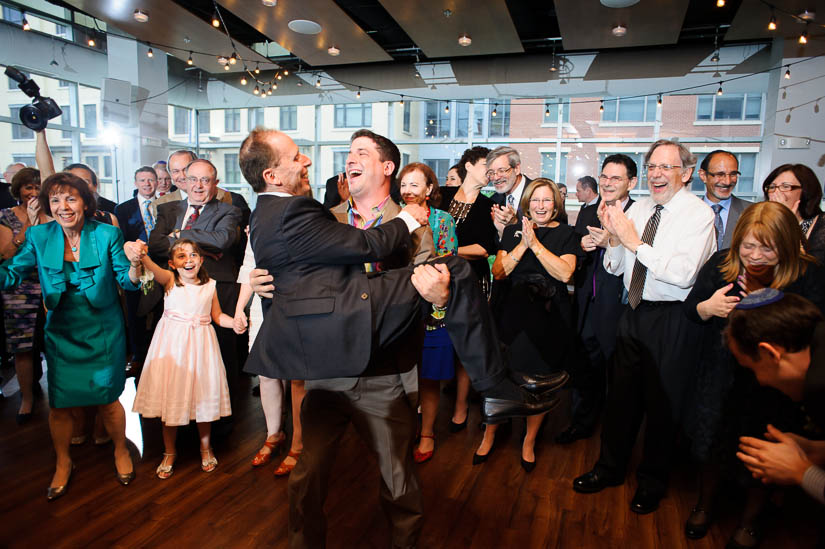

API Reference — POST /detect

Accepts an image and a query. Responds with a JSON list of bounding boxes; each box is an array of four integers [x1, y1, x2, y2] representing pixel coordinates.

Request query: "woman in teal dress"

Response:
[[398, 162, 458, 463], [0, 172, 142, 500]]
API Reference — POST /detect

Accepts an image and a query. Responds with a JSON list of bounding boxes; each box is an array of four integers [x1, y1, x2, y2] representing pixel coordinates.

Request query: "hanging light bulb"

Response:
[[229, 53, 237, 65], [147, 47, 154, 58], [716, 0, 725, 6], [212, 12, 220, 27], [768, 14, 777, 31], [315, 76, 321, 88], [224, 64, 230, 71], [273, 82, 277, 90], [356, 88, 361, 99], [492, 104, 498, 117], [277, 73, 282, 80], [21, 17, 30, 31], [799, 30, 808, 44], [240, 75, 247, 85], [88, 36, 96, 47], [784, 66, 791, 79], [254, 64, 260, 74], [400, 95, 405, 106], [545, 105, 551, 117], [710, 51, 720, 63], [599, 100, 604, 113], [283, 69, 289, 76], [444, 103, 450, 114], [267, 87, 273, 95], [717, 82, 723, 96], [657, 94, 663, 107], [253, 85, 260, 95], [187, 52, 194, 65]]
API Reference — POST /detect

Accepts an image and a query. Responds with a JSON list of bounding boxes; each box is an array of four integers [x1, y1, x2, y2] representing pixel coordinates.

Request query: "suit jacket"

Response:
[[151, 187, 235, 214], [245, 195, 415, 381], [147, 198, 241, 283], [0, 219, 138, 310], [720, 195, 752, 250], [114, 196, 152, 243], [575, 198, 634, 350], [97, 195, 117, 214]]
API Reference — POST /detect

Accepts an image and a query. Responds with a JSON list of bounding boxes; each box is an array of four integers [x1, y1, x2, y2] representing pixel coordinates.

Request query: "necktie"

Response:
[[184, 205, 202, 230], [711, 203, 724, 250], [627, 205, 664, 309], [142, 199, 155, 234], [507, 194, 515, 209]]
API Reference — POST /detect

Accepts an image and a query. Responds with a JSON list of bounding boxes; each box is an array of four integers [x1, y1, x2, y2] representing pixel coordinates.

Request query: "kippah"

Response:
[[735, 287, 784, 309]]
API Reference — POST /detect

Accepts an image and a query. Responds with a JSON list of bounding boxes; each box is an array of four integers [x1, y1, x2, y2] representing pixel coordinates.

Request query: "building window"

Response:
[[83, 104, 97, 137], [103, 155, 112, 178], [489, 100, 511, 137], [402, 153, 410, 168], [12, 154, 36, 166], [456, 102, 470, 138], [697, 93, 762, 121], [224, 109, 241, 133], [224, 153, 241, 186], [174, 107, 190, 135], [197, 110, 210, 134], [58, 79, 71, 88], [543, 99, 571, 123], [84, 156, 99, 174], [602, 96, 657, 123], [424, 159, 450, 182], [10, 106, 34, 140], [2, 6, 23, 25], [247, 107, 265, 130], [280, 106, 297, 131], [333, 150, 348, 176], [540, 152, 568, 184], [60, 104, 72, 138], [334, 104, 371, 128], [403, 101, 411, 133], [424, 101, 451, 138]]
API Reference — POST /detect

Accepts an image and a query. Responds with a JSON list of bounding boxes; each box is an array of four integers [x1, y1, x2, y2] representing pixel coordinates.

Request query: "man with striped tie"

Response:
[[572, 139, 716, 515]]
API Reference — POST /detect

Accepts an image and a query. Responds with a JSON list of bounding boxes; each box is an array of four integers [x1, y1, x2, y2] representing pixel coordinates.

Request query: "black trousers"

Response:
[[595, 300, 701, 496], [571, 310, 609, 431], [369, 254, 506, 393], [215, 281, 240, 401]]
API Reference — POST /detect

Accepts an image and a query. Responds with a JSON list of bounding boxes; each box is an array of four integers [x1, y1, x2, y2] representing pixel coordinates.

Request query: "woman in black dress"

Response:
[[440, 146, 498, 431], [473, 178, 580, 471], [682, 201, 825, 546]]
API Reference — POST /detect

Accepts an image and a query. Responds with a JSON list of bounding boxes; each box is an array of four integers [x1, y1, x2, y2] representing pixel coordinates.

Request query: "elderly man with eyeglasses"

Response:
[[698, 150, 752, 251], [572, 139, 716, 515], [487, 146, 533, 238]]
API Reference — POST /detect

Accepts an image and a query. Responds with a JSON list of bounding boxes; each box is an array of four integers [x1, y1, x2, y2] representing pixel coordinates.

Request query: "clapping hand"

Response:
[[520, 216, 536, 248], [491, 204, 517, 233], [737, 424, 813, 486], [588, 226, 609, 248]]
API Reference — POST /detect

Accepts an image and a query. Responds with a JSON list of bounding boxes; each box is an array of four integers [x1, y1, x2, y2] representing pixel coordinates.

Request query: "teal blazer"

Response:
[[0, 219, 139, 310]]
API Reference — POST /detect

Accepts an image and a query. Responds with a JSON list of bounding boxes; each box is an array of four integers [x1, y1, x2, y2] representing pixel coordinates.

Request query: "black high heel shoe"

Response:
[[520, 456, 536, 473]]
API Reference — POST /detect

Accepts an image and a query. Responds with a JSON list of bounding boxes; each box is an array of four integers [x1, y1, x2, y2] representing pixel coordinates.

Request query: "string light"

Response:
[[21, 17, 30, 31], [267, 87, 273, 95], [492, 104, 498, 117], [187, 52, 194, 65], [545, 105, 550, 117], [253, 85, 260, 95], [240, 75, 247, 85], [88, 36, 96, 47], [255, 64, 260, 74], [599, 100, 604, 113], [212, 12, 220, 27], [717, 82, 723, 96], [799, 28, 808, 44], [768, 14, 777, 31], [400, 95, 405, 106], [784, 66, 791, 79], [444, 103, 449, 114], [273, 83, 277, 90], [147, 47, 154, 58], [283, 69, 289, 76], [277, 73, 282, 80], [315, 76, 321, 88], [657, 94, 663, 107], [229, 53, 237, 65], [356, 88, 361, 99], [716, 0, 725, 6], [224, 64, 230, 71]]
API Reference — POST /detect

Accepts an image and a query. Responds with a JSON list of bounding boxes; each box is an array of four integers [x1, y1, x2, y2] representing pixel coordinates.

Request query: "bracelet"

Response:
[[431, 303, 447, 320], [509, 253, 520, 263]]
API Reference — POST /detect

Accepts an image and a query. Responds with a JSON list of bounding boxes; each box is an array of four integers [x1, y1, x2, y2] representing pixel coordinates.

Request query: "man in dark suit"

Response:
[[698, 150, 752, 250], [148, 159, 242, 392], [560, 154, 637, 444], [65, 162, 116, 213], [488, 146, 532, 237], [239, 129, 560, 548], [115, 166, 158, 365]]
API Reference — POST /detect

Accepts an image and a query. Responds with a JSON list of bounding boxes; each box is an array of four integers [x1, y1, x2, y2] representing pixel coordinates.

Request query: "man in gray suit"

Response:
[[698, 150, 752, 250]]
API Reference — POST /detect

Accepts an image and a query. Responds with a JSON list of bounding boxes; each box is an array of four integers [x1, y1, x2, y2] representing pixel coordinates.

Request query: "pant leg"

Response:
[[572, 311, 607, 430], [595, 307, 646, 478], [288, 389, 352, 549], [215, 281, 240, 400], [348, 375, 423, 549]]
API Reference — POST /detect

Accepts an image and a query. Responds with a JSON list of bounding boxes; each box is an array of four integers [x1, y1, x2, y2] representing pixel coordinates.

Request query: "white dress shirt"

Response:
[[506, 174, 528, 211], [604, 186, 716, 302]]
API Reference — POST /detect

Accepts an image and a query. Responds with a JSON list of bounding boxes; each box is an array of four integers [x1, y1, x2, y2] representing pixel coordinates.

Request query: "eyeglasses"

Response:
[[485, 166, 513, 180], [598, 175, 627, 184], [643, 163, 683, 172], [765, 183, 802, 192], [707, 171, 741, 180], [529, 198, 554, 205], [187, 176, 213, 185]]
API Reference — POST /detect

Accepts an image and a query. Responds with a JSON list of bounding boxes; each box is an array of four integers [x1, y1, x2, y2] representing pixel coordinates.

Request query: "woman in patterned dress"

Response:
[[0, 168, 50, 423]]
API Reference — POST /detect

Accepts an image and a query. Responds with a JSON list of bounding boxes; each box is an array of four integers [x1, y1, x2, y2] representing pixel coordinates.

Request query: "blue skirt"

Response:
[[420, 327, 455, 381]]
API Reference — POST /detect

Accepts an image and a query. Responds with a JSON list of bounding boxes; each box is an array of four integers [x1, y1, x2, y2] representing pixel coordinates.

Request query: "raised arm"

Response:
[[35, 131, 56, 178]]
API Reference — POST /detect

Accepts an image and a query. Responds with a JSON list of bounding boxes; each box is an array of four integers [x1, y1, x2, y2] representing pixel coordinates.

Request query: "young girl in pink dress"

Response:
[[132, 239, 233, 479]]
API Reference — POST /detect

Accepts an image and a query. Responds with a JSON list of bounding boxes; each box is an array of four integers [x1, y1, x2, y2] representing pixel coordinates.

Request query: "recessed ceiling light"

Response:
[[600, 0, 639, 7], [798, 10, 815, 21], [133, 9, 149, 23], [328, 45, 340, 56], [458, 33, 472, 47], [262, 0, 277, 6], [288, 19, 322, 35], [611, 24, 627, 37]]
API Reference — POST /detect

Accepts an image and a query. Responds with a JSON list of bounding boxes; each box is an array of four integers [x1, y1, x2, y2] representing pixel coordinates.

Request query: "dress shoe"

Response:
[[520, 457, 536, 473], [472, 446, 494, 465], [413, 435, 435, 464], [684, 506, 712, 540], [448, 416, 467, 433], [16, 412, 32, 425], [200, 448, 218, 473], [572, 469, 623, 494], [274, 450, 301, 476], [115, 455, 136, 485], [47, 463, 74, 501], [70, 434, 87, 446], [511, 370, 569, 394], [630, 487, 662, 514], [95, 435, 112, 446], [726, 525, 761, 549], [156, 453, 176, 480], [555, 425, 594, 444], [252, 433, 286, 467], [481, 392, 560, 424]]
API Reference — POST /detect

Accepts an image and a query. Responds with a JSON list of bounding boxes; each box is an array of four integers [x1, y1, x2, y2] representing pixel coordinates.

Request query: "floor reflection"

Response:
[[120, 378, 144, 457]]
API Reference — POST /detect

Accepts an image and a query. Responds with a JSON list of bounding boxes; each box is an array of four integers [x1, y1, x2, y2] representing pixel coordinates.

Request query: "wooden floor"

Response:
[[0, 372, 818, 548]]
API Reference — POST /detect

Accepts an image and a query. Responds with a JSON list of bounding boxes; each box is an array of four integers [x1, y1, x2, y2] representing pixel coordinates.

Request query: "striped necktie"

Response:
[[627, 205, 663, 309], [184, 205, 202, 230]]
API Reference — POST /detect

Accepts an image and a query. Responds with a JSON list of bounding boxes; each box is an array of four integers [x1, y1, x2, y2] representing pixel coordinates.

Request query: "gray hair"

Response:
[[644, 139, 696, 171], [486, 146, 521, 169], [167, 149, 197, 166]]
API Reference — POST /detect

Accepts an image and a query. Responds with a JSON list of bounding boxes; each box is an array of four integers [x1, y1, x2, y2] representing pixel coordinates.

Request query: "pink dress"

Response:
[[132, 279, 232, 426]]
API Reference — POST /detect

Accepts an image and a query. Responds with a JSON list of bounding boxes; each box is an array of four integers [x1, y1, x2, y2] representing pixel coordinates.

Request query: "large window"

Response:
[[456, 102, 470, 137], [403, 102, 411, 133], [489, 100, 510, 137], [540, 152, 568, 184], [83, 104, 97, 137], [60, 105, 72, 139], [10, 106, 34, 140], [197, 110, 210, 134], [333, 150, 348, 175], [544, 99, 571, 124], [602, 96, 657, 123], [697, 94, 762, 121], [424, 159, 451, 181], [334, 104, 371, 128], [280, 106, 297, 131], [247, 107, 265, 130], [174, 107, 190, 135], [424, 101, 450, 138], [224, 153, 241, 186], [224, 109, 241, 133]]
